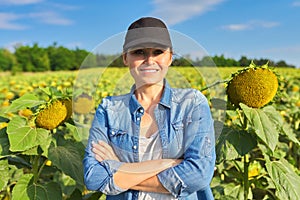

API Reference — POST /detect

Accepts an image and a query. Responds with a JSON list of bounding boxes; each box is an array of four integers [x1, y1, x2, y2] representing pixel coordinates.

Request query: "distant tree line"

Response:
[[0, 43, 296, 73]]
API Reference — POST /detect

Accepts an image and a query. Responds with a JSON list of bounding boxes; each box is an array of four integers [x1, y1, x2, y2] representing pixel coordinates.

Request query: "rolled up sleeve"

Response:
[[157, 93, 216, 198], [83, 105, 126, 195]]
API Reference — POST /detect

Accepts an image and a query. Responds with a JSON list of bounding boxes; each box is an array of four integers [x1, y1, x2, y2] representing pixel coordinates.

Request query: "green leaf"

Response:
[[0, 159, 9, 191], [5, 93, 45, 113], [211, 98, 227, 110], [65, 122, 82, 142], [262, 106, 283, 125], [7, 117, 50, 152], [240, 103, 278, 151], [223, 183, 245, 200], [12, 174, 62, 200], [216, 126, 240, 163], [263, 106, 300, 146], [48, 140, 84, 185], [227, 130, 257, 156], [281, 123, 300, 146], [266, 159, 300, 200], [0, 128, 10, 158], [61, 174, 77, 196], [39, 87, 52, 96], [66, 189, 83, 200]]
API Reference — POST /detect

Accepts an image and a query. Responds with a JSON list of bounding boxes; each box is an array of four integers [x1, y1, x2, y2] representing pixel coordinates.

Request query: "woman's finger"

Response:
[[92, 141, 119, 161], [97, 141, 119, 160]]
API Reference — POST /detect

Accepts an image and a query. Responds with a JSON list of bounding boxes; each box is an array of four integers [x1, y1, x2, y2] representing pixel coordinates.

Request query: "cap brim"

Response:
[[124, 38, 170, 52]]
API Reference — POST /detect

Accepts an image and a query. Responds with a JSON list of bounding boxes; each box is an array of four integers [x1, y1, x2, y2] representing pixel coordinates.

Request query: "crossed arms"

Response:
[[92, 140, 182, 193]]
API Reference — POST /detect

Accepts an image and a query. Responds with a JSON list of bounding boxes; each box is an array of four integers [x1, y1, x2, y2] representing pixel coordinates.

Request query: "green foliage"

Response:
[[12, 174, 62, 200], [0, 49, 17, 72], [0, 42, 296, 73], [214, 102, 300, 199], [241, 104, 279, 151], [0, 88, 101, 199], [0, 67, 299, 199]]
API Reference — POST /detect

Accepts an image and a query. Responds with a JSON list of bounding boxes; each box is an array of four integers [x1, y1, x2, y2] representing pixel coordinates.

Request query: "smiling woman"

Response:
[[83, 17, 216, 200], [124, 48, 172, 88]]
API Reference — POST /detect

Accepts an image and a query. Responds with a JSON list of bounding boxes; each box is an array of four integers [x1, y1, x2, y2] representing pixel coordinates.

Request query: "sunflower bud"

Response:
[[226, 63, 278, 108], [73, 93, 94, 114]]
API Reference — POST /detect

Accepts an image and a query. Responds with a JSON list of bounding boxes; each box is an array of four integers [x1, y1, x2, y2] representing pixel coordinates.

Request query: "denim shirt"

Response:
[[83, 80, 216, 200]]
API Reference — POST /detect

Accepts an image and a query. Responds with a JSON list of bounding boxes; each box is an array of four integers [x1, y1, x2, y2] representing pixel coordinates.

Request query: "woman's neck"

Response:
[[135, 83, 164, 110]]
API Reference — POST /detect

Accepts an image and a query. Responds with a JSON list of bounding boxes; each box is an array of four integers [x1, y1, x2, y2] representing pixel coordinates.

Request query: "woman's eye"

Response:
[[131, 49, 145, 55], [153, 49, 164, 56]]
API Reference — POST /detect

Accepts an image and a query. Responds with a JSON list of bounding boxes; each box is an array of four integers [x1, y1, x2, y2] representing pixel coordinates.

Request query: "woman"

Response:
[[83, 17, 216, 200]]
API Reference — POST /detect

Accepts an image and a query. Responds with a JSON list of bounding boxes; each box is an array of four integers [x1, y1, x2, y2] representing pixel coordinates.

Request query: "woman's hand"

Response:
[[92, 141, 120, 162]]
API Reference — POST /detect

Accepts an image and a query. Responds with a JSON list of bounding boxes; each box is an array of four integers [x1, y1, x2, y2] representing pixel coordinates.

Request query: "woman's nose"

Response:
[[144, 52, 155, 64]]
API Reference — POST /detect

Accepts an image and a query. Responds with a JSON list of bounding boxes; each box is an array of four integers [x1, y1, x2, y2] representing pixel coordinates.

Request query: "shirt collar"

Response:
[[129, 79, 172, 114]]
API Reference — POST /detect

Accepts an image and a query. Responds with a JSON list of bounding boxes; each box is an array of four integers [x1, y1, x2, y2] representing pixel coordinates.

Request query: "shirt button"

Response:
[[111, 130, 115, 135], [137, 117, 140, 121], [133, 145, 137, 150], [138, 108, 144, 113]]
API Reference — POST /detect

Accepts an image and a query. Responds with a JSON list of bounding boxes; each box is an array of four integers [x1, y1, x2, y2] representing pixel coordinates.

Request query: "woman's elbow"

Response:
[[83, 166, 109, 192], [84, 172, 103, 191]]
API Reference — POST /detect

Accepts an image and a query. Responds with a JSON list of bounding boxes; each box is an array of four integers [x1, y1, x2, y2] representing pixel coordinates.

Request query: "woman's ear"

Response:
[[122, 53, 128, 66]]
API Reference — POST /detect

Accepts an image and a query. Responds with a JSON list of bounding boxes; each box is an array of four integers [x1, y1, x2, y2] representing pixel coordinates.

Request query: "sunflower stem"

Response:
[[244, 154, 250, 200], [37, 159, 47, 181], [200, 79, 229, 92], [32, 153, 41, 184]]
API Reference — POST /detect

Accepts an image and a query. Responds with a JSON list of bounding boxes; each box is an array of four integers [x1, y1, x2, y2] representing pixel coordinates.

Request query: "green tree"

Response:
[[172, 57, 193, 66], [239, 56, 251, 67], [213, 54, 227, 66], [47, 45, 75, 71], [14, 45, 34, 71], [0, 48, 17, 71], [31, 43, 50, 72], [73, 48, 89, 69]]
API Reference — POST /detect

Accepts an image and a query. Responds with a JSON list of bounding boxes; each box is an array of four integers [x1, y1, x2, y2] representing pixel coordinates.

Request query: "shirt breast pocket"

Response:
[[108, 128, 128, 152]]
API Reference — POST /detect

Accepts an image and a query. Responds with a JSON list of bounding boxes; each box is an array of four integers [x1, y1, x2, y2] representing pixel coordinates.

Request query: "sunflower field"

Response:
[[0, 64, 299, 200]]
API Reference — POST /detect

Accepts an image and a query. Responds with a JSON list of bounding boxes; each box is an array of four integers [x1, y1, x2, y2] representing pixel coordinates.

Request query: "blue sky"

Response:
[[1, 0, 300, 67]]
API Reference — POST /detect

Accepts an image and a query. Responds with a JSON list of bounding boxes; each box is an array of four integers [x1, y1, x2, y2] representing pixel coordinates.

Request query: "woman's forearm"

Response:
[[131, 175, 170, 193], [113, 159, 178, 190]]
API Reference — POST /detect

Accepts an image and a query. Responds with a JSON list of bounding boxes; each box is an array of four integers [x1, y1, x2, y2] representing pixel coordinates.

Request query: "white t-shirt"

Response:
[[138, 131, 177, 200]]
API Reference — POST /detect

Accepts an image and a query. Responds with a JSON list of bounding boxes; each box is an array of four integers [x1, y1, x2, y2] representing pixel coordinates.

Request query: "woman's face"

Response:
[[123, 47, 172, 87]]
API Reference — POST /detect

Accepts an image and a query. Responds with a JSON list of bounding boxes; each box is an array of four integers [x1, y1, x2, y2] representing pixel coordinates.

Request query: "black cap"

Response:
[[123, 17, 172, 52]]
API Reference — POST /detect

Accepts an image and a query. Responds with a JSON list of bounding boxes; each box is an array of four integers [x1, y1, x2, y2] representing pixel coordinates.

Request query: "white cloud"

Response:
[[0, 11, 74, 30], [45, 2, 79, 11], [0, 0, 43, 5], [151, 0, 225, 25], [0, 0, 76, 29], [28, 11, 74, 25], [291, 1, 300, 7], [0, 13, 27, 30], [221, 20, 280, 31], [222, 24, 250, 31]]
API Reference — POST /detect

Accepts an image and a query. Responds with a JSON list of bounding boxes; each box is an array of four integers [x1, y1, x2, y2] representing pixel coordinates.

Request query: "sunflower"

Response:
[[35, 99, 72, 130], [226, 62, 278, 108], [73, 93, 94, 114]]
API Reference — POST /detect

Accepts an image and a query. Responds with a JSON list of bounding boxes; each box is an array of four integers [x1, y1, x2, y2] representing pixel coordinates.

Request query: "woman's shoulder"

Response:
[[171, 87, 206, 103], [99, 93, 131, 109]]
